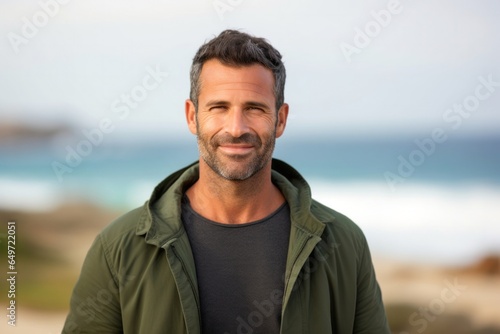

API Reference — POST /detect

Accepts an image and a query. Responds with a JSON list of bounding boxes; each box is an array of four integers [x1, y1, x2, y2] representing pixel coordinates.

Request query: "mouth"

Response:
[[218, 144, 254, 155]]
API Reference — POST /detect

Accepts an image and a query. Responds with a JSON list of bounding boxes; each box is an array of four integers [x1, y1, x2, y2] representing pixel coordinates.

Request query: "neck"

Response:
[[185, 159, 285, 224]]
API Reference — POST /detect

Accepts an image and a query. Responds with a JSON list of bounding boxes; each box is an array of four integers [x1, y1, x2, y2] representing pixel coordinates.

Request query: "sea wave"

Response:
[[308, 179, 500, 266], [0, 178, 64, 212]]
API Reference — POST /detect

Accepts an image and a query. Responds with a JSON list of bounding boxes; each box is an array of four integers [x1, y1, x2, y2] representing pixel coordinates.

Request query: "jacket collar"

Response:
[[136, 159, 326, 246]]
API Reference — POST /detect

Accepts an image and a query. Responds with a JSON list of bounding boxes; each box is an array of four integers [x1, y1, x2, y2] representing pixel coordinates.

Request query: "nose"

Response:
[[225, 108, 249, 138]]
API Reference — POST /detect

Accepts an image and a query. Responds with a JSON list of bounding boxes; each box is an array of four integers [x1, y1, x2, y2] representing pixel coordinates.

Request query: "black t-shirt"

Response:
[[181, 195, 291, 334]]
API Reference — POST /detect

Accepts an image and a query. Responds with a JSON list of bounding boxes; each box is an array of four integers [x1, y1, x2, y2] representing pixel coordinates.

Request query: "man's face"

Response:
[[186, 59, 288, 181]]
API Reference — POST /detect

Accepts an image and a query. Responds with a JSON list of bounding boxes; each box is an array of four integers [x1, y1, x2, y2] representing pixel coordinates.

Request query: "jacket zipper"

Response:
[[280, 234, 313, 333], [169, 244, 201, 331]]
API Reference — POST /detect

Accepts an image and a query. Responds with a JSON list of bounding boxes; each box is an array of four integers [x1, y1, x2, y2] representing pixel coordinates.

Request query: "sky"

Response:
[[1, 0, 499, 140]]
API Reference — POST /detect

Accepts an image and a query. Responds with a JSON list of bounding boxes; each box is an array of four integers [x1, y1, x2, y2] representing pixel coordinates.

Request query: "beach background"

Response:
[[1, 0, 499, 333]]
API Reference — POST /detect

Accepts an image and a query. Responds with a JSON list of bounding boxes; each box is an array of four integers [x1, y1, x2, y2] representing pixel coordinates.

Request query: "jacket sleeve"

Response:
[[62, 234, 123, 333], [353, 235, 391, 334]]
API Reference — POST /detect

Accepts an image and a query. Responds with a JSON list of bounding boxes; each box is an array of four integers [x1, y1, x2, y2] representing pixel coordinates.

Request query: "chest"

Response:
[[182, 202, 291, 333]]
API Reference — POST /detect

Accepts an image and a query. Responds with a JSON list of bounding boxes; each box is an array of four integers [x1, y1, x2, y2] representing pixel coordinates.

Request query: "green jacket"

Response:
[[63, 159, 390, 333]]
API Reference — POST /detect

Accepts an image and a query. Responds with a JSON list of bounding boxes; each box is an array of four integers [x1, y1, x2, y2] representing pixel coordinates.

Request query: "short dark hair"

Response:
[[189, 29, 286, 112]]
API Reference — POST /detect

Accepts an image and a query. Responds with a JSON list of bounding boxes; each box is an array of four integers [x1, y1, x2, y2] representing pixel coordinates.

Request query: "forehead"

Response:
[[198, 59, 275, 101]]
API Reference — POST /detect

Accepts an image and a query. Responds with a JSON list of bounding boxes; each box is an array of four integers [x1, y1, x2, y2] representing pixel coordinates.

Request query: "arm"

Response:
[[62, 235, 123, 333], [353, 236, 391, 334]]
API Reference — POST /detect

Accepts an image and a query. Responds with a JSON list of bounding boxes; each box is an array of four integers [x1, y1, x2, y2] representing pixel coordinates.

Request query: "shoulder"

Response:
[[311, 199, 364, 236], [99, 206, 145, 245], [92, 205, 153, 269], [84, 203, 173, 285], [310, 199, 369, 257]]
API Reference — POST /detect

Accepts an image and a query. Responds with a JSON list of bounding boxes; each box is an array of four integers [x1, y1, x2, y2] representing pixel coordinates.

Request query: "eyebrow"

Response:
[[205, 100, 271, 110], [205, 100, 230, 107], [245, 101, 270, 110]]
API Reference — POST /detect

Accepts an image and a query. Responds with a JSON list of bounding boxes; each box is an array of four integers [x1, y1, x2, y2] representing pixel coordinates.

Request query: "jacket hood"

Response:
[[136, 158, 325, 247]]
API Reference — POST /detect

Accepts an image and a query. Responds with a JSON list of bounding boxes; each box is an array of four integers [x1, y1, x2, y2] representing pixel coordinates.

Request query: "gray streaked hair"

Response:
[[189, 29, 286, 112]]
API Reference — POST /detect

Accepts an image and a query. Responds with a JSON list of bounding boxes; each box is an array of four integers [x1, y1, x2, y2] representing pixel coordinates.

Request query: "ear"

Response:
[[185, 99, 197, 135], [275, 103, 289, 138]]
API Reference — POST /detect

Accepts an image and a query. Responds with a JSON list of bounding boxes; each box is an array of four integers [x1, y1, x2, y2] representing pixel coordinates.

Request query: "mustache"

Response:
[[212, 133, 261, 147]]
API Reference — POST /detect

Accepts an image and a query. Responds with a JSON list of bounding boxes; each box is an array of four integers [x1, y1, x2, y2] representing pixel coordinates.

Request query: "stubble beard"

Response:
[[197, 127, 276, 181]]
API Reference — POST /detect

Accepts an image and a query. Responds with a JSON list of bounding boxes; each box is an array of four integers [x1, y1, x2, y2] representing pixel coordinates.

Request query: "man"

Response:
[[63, 29, 390, 333]]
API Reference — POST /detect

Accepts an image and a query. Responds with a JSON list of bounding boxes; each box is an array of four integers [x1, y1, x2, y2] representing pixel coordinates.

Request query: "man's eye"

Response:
[[209, 106, 226, 111], [247, 107, 264, 112]]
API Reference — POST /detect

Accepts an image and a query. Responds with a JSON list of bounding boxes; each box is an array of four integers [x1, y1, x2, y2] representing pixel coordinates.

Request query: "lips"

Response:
[[218, 144, 254, 155], [213, 133, 260, 155]]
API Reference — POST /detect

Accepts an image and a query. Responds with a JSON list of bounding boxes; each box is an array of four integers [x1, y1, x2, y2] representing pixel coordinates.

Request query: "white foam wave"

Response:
[[309, 180, 500, 265], [0, 178, 64, 212]]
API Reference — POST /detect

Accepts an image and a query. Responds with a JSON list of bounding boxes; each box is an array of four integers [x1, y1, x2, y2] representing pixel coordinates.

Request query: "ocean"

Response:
[[1, 135, 499, 266]]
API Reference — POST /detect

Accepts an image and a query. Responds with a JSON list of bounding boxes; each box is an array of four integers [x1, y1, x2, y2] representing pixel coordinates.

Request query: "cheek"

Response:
[[196, 115, 219, 133], [260, 117, 279, 133]]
